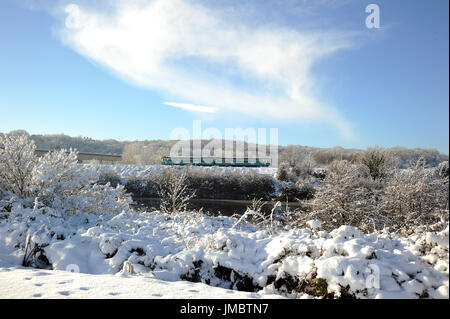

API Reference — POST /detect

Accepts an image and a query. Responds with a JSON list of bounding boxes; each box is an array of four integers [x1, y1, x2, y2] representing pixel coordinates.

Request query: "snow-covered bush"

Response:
[[276, 164, 289, 182], [232, 201, 284, 234], [382, 158, 449, 233], [312, 167, 326, 179], [276, 180, 315, 202], [0, 133, 131, 216], [0, 134, 36, 196], [359, 146, 391, 180], [302, 160, 385, 233], [437, 161, 449, 178], [31, 149, 96, 206], [293, 154, 317, 177], [58, 183, 132, 215], [154, 167, 195, 213]]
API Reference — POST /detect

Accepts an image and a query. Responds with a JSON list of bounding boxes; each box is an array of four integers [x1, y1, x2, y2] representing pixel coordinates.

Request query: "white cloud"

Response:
[[58, 0, 356, 138], [164, 102, 216, 113]]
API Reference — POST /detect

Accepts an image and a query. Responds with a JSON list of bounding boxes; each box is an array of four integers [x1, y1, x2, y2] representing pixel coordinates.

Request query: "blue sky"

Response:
[[0, 0, 448, 153]]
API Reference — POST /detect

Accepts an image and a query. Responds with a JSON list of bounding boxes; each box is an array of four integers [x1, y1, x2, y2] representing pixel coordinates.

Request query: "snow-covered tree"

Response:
[[0, 134, 36, 196]]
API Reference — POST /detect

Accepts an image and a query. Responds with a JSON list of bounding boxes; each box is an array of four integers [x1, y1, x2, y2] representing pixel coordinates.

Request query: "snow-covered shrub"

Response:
[[232, 201, 284, 234], [276, 164, 289, 182], [293, 177, 316, 200], [31, 149, 96, 205], [272, 158, 448, 234], [437, 161, 449, 178], [22, 234, 51, 269], [303, 160, 385, 233], [312, 167, 326, 179], [0, 133, 131, 216], [37, 182, 130, 216], [154, 167, 195, 213], [293, 154, 316, 177], [276, 180, 314, 202], [232, 200, 317, 235], [359, 146, 391, 180], [30, 148, 131, 215], [382, 158, 449, 233], [0, 134, 36, 196]]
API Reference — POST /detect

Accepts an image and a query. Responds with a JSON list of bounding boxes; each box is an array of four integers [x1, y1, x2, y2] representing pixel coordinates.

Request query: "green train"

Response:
[[161, 156, 271, 167]]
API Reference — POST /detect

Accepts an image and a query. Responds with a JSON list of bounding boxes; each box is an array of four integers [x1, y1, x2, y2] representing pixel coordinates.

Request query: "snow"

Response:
[[0, 267, 283, 299], [1, 203, 448, 299], [96, 164, 278, 181], [306, 220, 322, 230]]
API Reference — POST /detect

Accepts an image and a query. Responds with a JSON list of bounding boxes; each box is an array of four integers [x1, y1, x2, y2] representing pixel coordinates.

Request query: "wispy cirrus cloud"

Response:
[[57, 0, 358, 138], [164, 102, 217, 113]]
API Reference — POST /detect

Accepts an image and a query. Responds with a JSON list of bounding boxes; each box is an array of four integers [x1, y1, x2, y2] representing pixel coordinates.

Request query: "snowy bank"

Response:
[[0, 204, 448, 299]]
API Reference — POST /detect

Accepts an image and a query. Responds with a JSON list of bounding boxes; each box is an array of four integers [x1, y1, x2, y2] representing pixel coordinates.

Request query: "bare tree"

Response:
[[122, 142, 170, 165], [155, 168, 195, 213], [294, 154, 316, 177], [280, 145, 299, 167]]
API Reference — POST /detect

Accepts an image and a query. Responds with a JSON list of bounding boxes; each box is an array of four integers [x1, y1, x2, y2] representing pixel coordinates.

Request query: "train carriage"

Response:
[[161, 156, 271, 167]]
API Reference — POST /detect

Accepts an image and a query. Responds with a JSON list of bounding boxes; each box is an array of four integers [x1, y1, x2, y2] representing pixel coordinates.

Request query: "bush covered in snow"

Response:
[[0, 133, 131, 216], [0, 134, 36, 197], [154, 167, 196, 213], [359, 146, 392, 180], [284, 158, 449, 234], [437, 161, 449, 179], [382, 158, 449, 232], [298, 160, 385, 233]]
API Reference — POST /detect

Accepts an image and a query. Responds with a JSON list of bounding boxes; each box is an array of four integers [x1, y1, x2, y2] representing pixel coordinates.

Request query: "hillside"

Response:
[[4, 130, 448, 167]]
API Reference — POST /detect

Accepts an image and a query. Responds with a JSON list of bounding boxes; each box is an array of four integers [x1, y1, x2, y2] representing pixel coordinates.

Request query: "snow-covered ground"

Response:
[[1, 204, 448, 299], [0, 267, 283, 299]]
